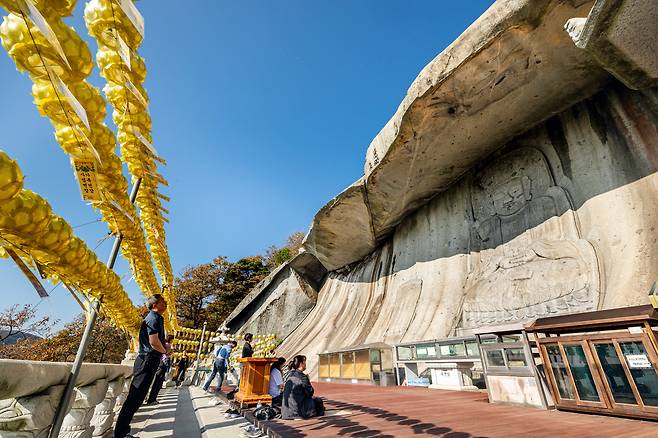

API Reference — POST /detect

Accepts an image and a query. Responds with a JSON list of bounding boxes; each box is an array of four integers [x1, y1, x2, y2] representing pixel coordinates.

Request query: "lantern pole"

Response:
[[193, 321, 208, 385], [49, 178, 142, 438]]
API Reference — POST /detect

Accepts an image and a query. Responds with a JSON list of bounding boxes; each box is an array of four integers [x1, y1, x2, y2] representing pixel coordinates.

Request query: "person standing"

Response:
[[231, 333, 254, 393], [202, 340, 237, 394], [146, 334, 174, 405], [241, 333, 254, 358], [114, 294, 168, 438], [175, 354, 190, 387]]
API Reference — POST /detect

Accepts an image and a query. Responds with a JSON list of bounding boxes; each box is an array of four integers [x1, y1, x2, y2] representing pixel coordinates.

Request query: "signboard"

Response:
[[626, 354, 653, 369], [407, 377, 431, 387], [73, 159, 101, 201], [17, 0, 70, 69], [6, 248, 49, 298]]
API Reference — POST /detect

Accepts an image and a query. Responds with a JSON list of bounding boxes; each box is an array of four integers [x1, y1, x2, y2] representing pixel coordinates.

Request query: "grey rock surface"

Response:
[[279, 83, 658, 377]]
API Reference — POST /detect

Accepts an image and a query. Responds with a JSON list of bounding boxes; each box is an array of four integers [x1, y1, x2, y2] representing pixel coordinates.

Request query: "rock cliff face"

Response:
[[223, 253, 326, 340], [229, 0, 658, 379], [279, 83, 658, 377]]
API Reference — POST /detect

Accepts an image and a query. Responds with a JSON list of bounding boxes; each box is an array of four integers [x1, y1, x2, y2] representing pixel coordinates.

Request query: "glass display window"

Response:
[[416, 343, 437, 359], [505, 347, 528, 368], [466, 341, 480, 357], [397, 345, 413, 361], [439, 342, 466, 357], [341, 352, 355, 379], [486, 349, 506, 367]]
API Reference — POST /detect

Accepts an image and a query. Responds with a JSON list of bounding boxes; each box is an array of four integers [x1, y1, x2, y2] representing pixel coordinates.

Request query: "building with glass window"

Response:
[[394, 336, 496, 390], [526, 305, 658, 420], [318, 343, 395, 386], [473, 322, 553, 409]]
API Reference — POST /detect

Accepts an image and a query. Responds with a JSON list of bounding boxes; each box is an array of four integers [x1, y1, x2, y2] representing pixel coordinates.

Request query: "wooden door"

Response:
[[539, 341, 608, 410], [590, 335, 658, 417]]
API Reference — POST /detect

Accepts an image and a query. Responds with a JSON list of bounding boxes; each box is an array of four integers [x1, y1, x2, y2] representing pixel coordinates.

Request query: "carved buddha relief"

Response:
[[459, 147, 601, 329]]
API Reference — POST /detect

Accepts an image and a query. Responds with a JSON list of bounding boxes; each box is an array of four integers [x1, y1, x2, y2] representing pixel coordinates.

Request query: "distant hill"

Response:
[[0, 330, 41, 345]]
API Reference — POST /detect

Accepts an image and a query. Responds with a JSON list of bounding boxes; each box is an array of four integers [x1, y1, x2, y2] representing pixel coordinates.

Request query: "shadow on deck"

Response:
[[248, 383, 658, 438], [135, 382, 658, 438]]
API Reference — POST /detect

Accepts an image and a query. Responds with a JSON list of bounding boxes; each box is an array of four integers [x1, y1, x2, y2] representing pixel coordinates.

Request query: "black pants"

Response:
[[114, 353, 161, 438], [175, 368, 186, 386], [147, 365, 168, 403]]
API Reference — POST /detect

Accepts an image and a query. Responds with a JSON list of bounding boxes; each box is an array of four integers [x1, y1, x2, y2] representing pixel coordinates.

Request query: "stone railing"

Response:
[[0, 359, 132, 438]]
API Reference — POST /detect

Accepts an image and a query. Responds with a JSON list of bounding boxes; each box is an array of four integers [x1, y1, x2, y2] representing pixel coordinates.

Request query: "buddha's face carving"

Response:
[[490, 176, 532, 216], [459, 147, 601, 329]]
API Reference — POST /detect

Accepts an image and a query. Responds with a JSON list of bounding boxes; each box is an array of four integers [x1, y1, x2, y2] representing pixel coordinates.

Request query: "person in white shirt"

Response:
[[269, 357, 286, 406]]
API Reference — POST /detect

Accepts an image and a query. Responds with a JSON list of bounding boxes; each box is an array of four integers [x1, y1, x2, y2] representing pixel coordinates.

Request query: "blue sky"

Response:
[[0, 1, 494, 329]]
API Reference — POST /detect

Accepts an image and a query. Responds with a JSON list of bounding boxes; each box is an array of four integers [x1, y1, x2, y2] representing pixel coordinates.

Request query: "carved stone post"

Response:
[[90, 377, 125, 438], [112, 378, 131, 416], [0, 384, 64, 437], [58, 379, 108, 438]]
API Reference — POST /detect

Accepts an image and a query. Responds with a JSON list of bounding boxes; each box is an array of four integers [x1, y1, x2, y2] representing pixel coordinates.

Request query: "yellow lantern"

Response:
[[0, 150, 23, 201]]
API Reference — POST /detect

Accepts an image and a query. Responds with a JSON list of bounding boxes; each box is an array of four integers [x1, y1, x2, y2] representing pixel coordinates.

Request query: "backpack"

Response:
[[254, 404, 280, 421]]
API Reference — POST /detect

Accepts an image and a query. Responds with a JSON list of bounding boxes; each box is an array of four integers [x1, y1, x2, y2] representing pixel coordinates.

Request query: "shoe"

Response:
[[229, 413, 240, 419]]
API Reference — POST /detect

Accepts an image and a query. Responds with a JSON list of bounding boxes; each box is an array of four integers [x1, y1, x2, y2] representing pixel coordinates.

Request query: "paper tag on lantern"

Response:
[[125, 80, 149, 110], [119, 0, 145, 37], [117, 34, 132, 71], [47, 68, 90, 130], [73, 159, 101, 201], [72, 125, 103, 166], [107, 198, 135, 223], [132, 127, 162, 160], [6, 248, 49, 298], [16, 0, 71, 70]]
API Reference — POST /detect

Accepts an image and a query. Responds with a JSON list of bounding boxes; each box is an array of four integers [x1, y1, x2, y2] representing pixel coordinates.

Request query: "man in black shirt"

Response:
[[228, 333, 254, 396], [115, 294, 168, 438], [242, 333, 254, 358]]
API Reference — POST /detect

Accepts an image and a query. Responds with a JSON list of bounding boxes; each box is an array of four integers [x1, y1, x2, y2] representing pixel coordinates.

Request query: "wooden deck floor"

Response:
[[255, 383, 658, 438]]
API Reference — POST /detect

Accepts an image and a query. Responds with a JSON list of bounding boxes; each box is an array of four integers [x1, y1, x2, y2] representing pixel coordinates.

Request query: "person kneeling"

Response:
[[281, 355, 324, 419], [269, 357, 286, 406]]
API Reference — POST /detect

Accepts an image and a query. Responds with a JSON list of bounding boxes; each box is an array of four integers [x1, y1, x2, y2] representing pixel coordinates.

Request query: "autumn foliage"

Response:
[[0, 312, 129, 363]]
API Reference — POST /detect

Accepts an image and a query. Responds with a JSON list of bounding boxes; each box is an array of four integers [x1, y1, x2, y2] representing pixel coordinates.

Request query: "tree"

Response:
[[174, 256, 229, 329], [0, 303, 54, 344], [208, 256, 269, 319], [265, 231, 305, 268], [174, 255, 270, 330], [0, 314, 129, 363]]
